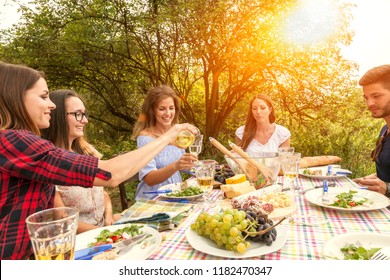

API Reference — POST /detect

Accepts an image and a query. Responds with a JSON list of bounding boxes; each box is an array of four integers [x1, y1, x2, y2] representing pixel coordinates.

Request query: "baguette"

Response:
[[299, 156, 342, 168]]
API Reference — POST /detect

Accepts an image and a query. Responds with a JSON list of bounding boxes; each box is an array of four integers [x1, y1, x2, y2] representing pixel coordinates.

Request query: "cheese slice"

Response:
[[225, 174, 247, 184], [221, 181, 255, 198]]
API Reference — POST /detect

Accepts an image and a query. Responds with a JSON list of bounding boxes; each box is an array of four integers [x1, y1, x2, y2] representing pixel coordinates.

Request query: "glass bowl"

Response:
[[224, 152, 281, 186]]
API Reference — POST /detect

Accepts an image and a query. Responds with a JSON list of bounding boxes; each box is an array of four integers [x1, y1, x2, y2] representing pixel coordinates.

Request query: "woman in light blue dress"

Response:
[[132, 85, 197, 200]]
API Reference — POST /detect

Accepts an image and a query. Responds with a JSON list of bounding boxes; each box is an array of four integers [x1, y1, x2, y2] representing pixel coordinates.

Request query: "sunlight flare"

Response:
[[281, 0, 342, 47]]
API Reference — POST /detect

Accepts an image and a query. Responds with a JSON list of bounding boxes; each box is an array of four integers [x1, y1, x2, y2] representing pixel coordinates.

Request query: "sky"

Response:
[[1, 0, 390, 75]]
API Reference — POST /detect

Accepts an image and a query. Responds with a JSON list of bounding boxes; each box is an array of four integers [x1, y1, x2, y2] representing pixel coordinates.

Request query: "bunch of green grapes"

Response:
[[190, 208, 252, 254], [190, 208, 279, 254]]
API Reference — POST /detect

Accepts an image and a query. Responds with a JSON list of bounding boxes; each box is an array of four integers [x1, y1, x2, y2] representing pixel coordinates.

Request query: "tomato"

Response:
[[111, 235, 120, 242], [348, 201, 356, 207]]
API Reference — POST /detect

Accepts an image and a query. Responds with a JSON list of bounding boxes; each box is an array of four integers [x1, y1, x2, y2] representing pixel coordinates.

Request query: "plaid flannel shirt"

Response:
[[0, 130, 111, 259]]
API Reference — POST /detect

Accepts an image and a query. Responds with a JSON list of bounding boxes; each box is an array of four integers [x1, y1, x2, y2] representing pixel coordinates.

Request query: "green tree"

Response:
[[1, 0, 378, 179]]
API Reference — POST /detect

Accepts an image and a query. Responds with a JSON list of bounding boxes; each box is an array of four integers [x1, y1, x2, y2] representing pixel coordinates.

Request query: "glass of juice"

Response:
[[195, 160, 216, 209], [26, 207, 79, 260]]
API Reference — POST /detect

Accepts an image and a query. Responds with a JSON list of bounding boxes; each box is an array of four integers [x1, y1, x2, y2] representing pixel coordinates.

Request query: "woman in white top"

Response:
[[235, 94, 291, 156]]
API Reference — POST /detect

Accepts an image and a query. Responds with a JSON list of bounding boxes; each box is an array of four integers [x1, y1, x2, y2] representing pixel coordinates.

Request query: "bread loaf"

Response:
[[221, 181, 256, 198], [299, 156, 342, 168]]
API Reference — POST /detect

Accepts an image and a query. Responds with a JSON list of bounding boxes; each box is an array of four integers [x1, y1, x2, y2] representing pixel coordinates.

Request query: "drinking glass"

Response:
[[188, 134, 203, 157], [195, 160, 216, 209], [281, 152, 301, 195], [278, 147, 295, 190], [26, 207, 79, 260], [175, 127, 200, 149]]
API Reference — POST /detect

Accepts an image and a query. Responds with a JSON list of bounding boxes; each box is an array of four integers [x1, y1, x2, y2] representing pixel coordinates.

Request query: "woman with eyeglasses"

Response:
[[235, 94, 291, 155], [353, 64, 390, 198], [0, 61, 198, 259], [41, 90, 121, 233]]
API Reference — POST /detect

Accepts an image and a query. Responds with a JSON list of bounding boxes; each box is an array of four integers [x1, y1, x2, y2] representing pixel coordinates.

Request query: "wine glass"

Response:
[[278, 147, 295, 191], [188, 134, 203, 157], [195, 160, 215, 209], [281, 152, 301, 196]]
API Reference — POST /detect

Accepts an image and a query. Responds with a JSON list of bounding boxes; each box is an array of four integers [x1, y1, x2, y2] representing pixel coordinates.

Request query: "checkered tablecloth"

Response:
[[115, 199, 194, 231], [147, 176, 390, 260]]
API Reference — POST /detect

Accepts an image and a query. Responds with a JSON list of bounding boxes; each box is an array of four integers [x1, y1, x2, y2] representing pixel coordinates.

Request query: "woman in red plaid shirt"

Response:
[[0, 61, 198, 259]]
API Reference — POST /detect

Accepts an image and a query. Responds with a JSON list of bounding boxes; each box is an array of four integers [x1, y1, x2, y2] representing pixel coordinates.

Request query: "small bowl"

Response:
[[224, 152, 281, 185]]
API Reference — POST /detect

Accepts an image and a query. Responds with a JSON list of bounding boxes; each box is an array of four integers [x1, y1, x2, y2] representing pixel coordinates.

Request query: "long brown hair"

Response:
[[0, 61, 45, 135], [239, 94, 276, 151], [41, 89, 100, 157], [132, 85, 181, 138]]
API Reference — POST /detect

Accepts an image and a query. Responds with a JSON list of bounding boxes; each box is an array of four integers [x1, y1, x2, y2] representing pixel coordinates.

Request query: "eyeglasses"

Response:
[[67, 111, 88, 122], [371, 130, 390, 161]]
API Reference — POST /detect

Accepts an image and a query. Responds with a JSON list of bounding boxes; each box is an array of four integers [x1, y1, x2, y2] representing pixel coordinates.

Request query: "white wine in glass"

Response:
[[195, 162, 215, 209], [284, 172, 298, 180], [175, 130, 195, 148], [189, 145, 202, 156], [189, 134, 203, 156], [282, 153, 301, 194]]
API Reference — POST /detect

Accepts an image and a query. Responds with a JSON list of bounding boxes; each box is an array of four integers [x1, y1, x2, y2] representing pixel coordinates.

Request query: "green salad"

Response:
[[166, 186, 203, 197], [341, 243, 381, 260], [330, 190, 368, 208], [88, 224, 144, 247]]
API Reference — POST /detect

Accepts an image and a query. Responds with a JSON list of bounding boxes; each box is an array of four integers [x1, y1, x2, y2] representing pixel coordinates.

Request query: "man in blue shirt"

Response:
[[353, 64, 390, 198]]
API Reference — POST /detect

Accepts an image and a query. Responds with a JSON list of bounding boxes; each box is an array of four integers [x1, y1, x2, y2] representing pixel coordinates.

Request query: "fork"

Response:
[[370, 247, 390, 260]]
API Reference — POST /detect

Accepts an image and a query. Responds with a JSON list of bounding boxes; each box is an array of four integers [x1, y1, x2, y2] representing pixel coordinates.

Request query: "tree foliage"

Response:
[[0, 0, 380, 177]]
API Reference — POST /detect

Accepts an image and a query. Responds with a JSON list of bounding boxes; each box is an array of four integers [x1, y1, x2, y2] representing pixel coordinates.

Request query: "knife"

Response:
[[282, 182, 336, 192], [299, 183, 336, 195], [74, 233, 148, 260], [334, 170, 352, 176], [143, 190, 173, 194]]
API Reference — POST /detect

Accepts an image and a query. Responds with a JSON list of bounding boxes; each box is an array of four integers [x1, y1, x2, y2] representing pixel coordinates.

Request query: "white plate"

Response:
[[185, 224, 288, 258], [221, 184, 297, 220], [305, 187, 390, 211], [299, 165, 351, 180], [323, 232, 390, 260], [75, 224, 161, 260], [159, 183, 204, 201]]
